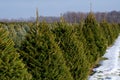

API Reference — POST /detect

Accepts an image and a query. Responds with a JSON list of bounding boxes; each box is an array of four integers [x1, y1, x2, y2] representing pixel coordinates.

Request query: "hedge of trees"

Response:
[[0, 13, 120, 80]]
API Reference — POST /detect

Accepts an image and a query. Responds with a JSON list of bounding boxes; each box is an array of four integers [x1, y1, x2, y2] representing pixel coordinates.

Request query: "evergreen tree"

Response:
[[52, 21, 90, 80], [83, 13, 107, 62], [82, 14, 98, 62], [20, 22, 73, 80], [0, 28, 32, 80]]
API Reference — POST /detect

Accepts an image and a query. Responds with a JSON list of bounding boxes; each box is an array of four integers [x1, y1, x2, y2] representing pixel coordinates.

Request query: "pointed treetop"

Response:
[[36, 8, 39, 26], [90, 0, 92, 13], [60, 13, 65, 23]]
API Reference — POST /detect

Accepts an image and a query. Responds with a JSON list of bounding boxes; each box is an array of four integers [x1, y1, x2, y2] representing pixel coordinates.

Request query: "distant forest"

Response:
[[0, 11, 120, 23]]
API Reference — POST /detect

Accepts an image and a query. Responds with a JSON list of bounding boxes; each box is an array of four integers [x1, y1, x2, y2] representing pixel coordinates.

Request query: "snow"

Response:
[[89, 36, 120, 80]]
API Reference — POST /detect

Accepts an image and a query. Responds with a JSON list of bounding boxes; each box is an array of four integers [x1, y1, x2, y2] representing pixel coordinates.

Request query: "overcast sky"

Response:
[[0, 0, 120, 19]]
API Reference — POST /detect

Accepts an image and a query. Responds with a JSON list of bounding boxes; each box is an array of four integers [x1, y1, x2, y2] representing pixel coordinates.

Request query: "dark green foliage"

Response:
[[74, 22, 94, 65], [82, 13, 99, 63], [19, 22, 73, 80], [52, 22, 90, 80], [100, 20, 115, 45], [82, 13, 108, 63], [0, 28, 32, 80]]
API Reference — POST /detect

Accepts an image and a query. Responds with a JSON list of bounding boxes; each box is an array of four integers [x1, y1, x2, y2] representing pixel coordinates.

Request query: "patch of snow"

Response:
[[89, 36, 120, 80]]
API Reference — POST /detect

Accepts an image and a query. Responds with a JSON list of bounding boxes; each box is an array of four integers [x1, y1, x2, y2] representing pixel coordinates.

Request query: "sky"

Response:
[[0, 0, 120, 19]]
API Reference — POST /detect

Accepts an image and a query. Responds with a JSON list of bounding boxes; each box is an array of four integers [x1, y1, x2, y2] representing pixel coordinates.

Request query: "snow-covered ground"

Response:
[[89, 36, 120, 80]]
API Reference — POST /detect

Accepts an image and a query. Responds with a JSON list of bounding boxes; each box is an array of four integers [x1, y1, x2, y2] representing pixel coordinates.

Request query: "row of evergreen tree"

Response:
[[0, 13, 120, 80]]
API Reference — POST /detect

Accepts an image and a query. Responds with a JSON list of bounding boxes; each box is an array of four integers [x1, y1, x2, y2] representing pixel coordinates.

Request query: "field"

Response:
[[0, 13, 120, 80]]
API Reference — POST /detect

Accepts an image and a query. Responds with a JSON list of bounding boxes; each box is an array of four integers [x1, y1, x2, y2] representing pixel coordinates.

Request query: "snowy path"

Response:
[[89, 36, 120, 80]]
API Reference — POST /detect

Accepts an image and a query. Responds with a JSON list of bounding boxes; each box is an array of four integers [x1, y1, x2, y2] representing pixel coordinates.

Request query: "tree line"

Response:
[[0, 11, 120, 23], [0, 13, 120, 80]]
